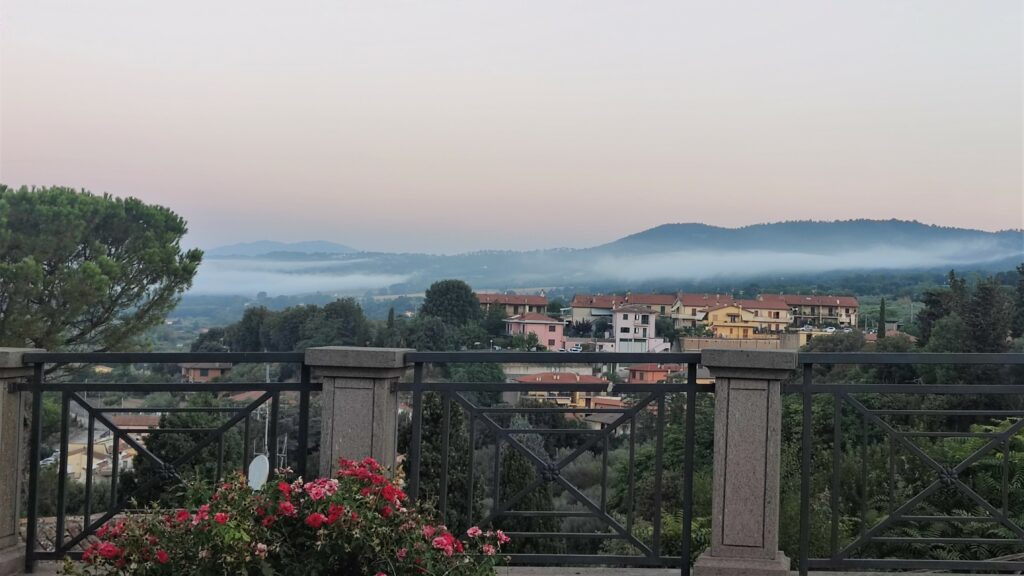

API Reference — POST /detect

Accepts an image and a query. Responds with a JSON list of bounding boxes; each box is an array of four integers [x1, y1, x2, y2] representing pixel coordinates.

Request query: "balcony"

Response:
[[1, 348, 1023, 575]]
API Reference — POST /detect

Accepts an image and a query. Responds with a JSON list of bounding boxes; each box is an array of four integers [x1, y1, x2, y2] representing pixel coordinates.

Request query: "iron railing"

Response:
[[795, 352, 1024, 574], [17, 352, 319, 573], [16, 348, 1024, 574], [402, 351, 706, 571]]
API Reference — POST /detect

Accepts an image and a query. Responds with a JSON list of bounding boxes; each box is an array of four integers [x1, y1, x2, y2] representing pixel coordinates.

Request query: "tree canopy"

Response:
[[0, 186, 202, 350], [420, 280, 480, 326]]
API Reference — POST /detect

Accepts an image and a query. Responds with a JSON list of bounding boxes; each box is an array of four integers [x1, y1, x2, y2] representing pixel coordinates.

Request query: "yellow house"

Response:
[[705, 304, 788, 339]]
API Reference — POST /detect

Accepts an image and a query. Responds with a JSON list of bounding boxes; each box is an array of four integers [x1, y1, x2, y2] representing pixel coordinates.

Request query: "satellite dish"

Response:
[[248, 454, 270, 490]]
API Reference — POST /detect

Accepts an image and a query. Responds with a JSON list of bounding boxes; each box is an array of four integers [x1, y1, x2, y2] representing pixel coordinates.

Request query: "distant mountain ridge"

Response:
[[191, 220, 1023, 296], [206, 240, 355, 257], [594, 220, 1024, 255]]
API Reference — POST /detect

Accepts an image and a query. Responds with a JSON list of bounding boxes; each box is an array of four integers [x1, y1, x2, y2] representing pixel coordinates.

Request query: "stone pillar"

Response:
[[694, 349, 797, 576], [0, 349, 43, 576], [305, 347, 412, 477]]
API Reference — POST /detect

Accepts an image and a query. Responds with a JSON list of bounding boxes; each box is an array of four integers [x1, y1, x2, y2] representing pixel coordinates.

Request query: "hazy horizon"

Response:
[[2, 1, 1022, 253]]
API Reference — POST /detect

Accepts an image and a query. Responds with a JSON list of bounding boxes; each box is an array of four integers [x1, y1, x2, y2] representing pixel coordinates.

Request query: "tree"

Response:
[[916, 288, 951, 345], [398, 392, 476, 530], [0, 186, 202, 350], [297, 298, 372, 348], [963, 278, 1012, 353], [656, 316, 680, 349], [546, 300, 565, 315], [227, 306, 270, 351], [877, 297, 887, 339], [1010, 264, 1024, 339], [481, 305, 508, 337], [420, 280, 480, 326], [496, 416, 559, 553], [403, 316, 452, 351], [374, 307, 403, 348]]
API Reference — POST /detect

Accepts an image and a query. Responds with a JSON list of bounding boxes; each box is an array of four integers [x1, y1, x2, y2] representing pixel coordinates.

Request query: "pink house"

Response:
[[505, 313, 567, 350]]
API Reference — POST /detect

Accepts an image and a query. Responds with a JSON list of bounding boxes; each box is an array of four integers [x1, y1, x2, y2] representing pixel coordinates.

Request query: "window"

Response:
[[620, 327, 630, 334], [199, 369, 209, 377], [641, 315, 649, 324], [548, 325, 556, 332], [548, 339, 555, 346], [660, 306, 666, 314], [622, 314, 628, 320]]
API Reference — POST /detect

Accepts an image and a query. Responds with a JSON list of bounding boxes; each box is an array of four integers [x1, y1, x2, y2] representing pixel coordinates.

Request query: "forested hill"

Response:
[[593, 220, 1024, 255], [194, 220, 1023, 296]]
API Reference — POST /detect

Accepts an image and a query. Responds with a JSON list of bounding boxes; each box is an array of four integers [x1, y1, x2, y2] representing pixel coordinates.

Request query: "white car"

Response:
[[824, 326, 837, 334], [569, 345, 583, 353]]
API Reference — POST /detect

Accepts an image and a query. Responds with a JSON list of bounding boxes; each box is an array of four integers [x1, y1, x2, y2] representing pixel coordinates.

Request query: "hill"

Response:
[[205, 240, 355, 257]]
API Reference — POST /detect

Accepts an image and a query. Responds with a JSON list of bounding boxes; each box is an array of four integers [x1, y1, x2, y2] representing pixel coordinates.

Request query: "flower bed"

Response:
[[65, 458, 508, 575]]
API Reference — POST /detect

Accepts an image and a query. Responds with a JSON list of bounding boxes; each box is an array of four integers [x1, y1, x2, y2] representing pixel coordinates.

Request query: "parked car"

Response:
[[824, 326, 837, 334], [569, 344, 583, 353]]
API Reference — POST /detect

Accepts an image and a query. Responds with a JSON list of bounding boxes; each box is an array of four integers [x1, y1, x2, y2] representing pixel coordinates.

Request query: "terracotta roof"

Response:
[[571, 294, 626, 309], [109, 414, 161, 429], [781, 294, 859, 307], [590, 396, 625, 408], [179, 363, 233, 369], [227, 390, 267, 404], [476, 293, 548, 306], [625, 294, 677, 306], [737, 299, 790, 310], [706, 303, 745, 313], [677, 293, 735, 307], [612, 304, 655, 314], [515, 372, 609, 385], [505, 313, 564, 324], [627, 363, 684, 372]]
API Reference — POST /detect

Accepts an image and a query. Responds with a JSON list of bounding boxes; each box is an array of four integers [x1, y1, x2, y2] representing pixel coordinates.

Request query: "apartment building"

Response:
[[476, 293, 548, 316], [612, 304, 669, 352], [762, 294, 859, 326]]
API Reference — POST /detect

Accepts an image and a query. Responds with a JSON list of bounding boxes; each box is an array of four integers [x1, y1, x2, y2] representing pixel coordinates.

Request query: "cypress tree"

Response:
[[877, 297, 887, 339]]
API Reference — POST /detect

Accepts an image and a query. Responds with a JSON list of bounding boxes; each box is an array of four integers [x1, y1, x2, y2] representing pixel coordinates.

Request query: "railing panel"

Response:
[[796, 355, 1024, 574], [21, 352, 317, 573], [403, 355, 708, 571]]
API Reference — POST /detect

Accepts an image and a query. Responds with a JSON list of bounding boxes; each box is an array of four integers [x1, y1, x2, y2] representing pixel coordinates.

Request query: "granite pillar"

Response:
[[0, 349, 43, 576], [693, 349, 797, 576], [305, 347, 412, 477]]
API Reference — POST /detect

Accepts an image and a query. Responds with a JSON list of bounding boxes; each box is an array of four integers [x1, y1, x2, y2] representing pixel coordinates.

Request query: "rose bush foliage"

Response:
[[65, 458, 508, 576]]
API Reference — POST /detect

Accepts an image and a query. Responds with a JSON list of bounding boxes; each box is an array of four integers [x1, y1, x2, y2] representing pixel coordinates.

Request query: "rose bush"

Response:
[[64, 457, 508, 576]]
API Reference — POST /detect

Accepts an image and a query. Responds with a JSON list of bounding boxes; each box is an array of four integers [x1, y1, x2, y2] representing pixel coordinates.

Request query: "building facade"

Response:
[[505, 312, 567, 350], [612, 304, 669, 353], [476, 293, 548, 316]]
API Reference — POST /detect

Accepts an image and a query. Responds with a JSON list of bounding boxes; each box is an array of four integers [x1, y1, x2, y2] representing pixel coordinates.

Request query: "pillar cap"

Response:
[[701, 349, 797, 380], [305, 347, 413, 370], [0, 348, 45, 369]]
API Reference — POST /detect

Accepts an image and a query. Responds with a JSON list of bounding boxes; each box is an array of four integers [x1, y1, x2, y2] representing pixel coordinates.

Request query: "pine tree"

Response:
[[1012, 263, 1024, 339], [496, 416, 559, 553]]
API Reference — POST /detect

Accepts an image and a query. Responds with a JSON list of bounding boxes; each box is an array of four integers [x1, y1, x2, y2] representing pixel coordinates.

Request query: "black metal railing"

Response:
[[17, 352, 320, 573], [795, 352, 1024, 574], [402, 352, 706, 571]]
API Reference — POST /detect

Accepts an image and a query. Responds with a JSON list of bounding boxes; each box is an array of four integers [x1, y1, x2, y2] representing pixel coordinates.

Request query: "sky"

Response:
[[1, 0, 1021, 254]]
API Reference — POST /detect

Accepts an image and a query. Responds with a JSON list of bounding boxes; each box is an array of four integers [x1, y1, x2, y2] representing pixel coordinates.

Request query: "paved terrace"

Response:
[[3, 347, 1024, 575]]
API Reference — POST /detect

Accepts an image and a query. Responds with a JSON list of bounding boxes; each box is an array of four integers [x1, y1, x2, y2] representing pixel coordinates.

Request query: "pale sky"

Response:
[[1, 1, 1021, 254]]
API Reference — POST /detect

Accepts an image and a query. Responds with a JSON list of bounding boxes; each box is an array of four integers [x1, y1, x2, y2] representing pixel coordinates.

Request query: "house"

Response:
[[671, 293, 736, 328], [626, 363, 684, 383], [569, 294, 624, 323], [569, 293, 677, 323], [702, 301, 790, 338], [180, 362, 232, 382], [476, 293, 548, 316], [505, 313, 567, 350], [515, 372, 610, 409], [762, 294, 859, 327], [612, 304, 669, 353]]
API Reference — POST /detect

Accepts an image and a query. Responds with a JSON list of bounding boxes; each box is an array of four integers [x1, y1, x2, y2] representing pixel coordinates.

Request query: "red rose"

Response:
[[305, 513, 328, 529]]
